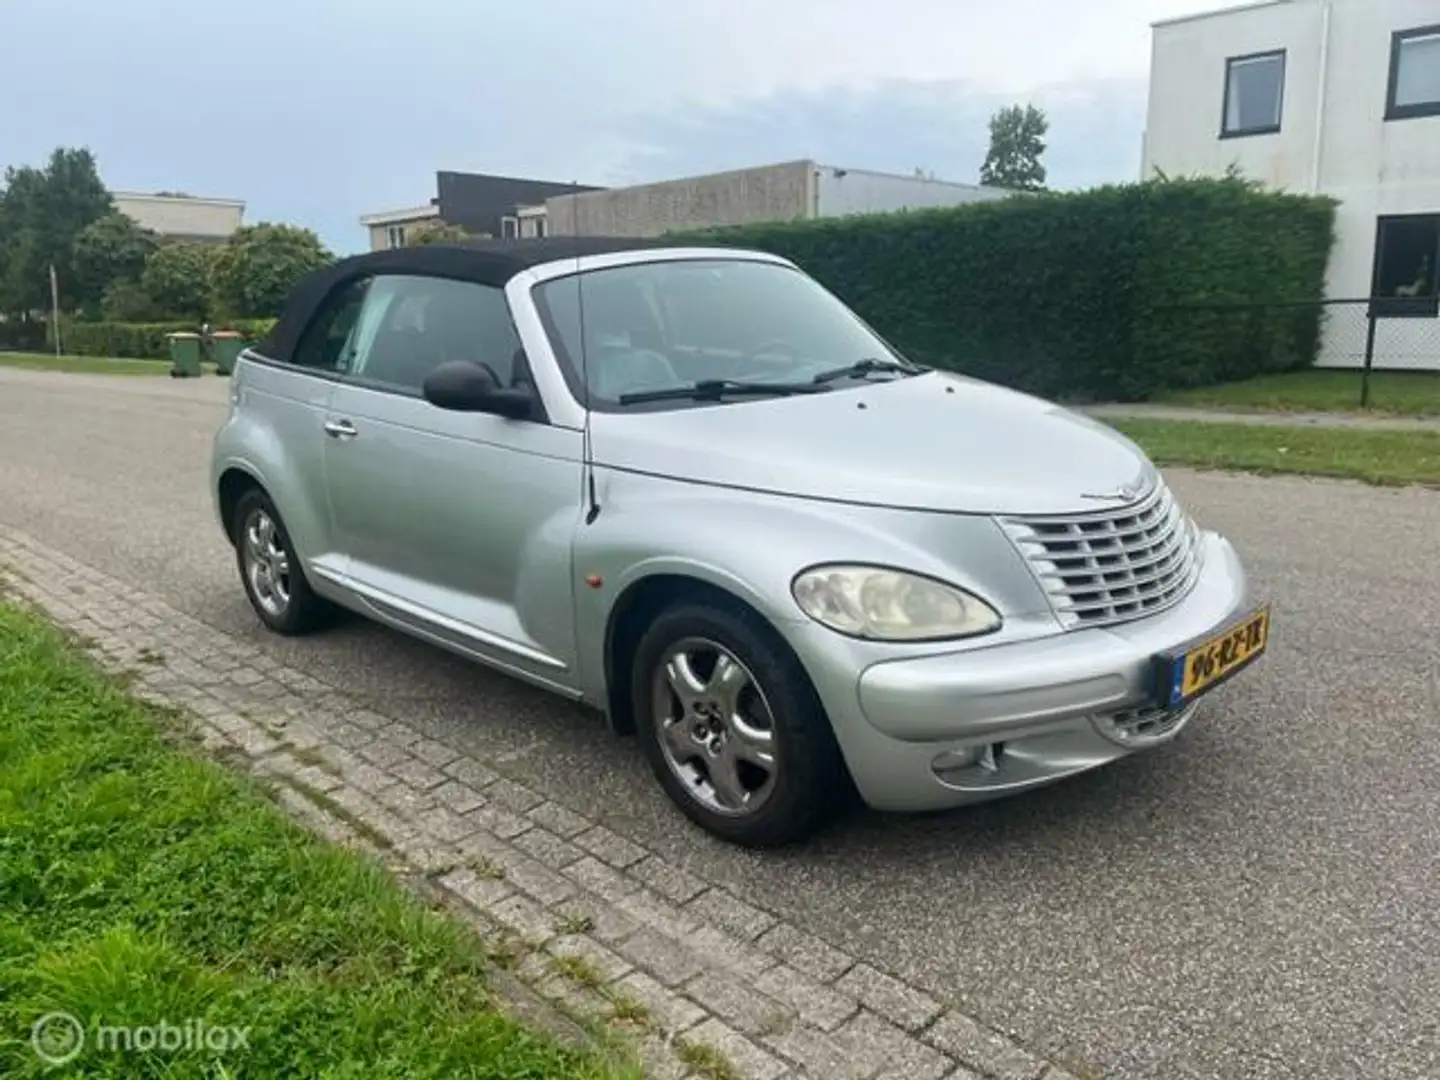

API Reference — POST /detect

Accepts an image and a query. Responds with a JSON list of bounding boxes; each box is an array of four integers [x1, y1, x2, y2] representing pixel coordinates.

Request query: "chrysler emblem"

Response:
[[1081, 482, 1142, 502]]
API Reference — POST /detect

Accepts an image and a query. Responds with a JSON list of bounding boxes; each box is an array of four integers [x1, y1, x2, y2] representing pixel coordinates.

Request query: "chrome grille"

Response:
[[1001, 478, 1201, 629]]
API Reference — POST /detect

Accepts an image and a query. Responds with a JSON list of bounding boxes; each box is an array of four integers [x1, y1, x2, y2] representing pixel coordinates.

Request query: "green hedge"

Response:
[[51, 317, 278, 360], [673, 178, 1337, 401], [57, 320, 194, 360]]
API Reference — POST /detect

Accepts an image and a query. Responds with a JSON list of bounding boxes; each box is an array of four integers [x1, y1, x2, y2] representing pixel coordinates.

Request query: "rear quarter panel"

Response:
[[211, 357, 337, 572]]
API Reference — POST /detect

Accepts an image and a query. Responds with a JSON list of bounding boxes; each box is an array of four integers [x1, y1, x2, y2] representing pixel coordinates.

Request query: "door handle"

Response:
[[323, 419, 358, 439]]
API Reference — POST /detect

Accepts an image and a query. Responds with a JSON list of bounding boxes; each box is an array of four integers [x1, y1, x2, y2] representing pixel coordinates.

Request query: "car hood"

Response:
[[589, 371, 1155, 516]]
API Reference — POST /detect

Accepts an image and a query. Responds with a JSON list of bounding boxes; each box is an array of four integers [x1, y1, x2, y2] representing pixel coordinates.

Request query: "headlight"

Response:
[[791, 564, 1001, 641]]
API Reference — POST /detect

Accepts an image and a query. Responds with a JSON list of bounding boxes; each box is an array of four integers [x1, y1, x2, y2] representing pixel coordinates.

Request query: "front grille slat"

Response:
[[1001, 477, 1201, 629]]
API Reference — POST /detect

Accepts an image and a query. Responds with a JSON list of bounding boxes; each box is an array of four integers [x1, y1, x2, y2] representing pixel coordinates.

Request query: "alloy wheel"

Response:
[[651, 637, 779, 817], [242, 507, 292, 619]]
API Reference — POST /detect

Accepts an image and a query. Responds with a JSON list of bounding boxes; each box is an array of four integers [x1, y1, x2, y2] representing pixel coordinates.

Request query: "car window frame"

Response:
[[283, 275, 375, 378], [332, 271, 549, 424]]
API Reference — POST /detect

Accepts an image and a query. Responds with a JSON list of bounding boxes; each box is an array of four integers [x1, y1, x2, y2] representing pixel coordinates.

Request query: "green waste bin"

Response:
[[167, 332, 202, 378], [210, 330, 245, 375]]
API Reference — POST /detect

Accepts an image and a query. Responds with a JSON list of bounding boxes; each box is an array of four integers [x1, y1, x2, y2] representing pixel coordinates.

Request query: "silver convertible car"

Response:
[[210, 237, 1269, 847]]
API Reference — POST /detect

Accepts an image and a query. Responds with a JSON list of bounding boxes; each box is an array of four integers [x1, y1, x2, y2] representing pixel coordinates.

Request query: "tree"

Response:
[[0, 147, 112, 315], [980, 105, 1049, 192], [408, 221, 471, 245], [140, 241, 219, 320], [71, 212, 159, 312], [210, 223, 333, 318]]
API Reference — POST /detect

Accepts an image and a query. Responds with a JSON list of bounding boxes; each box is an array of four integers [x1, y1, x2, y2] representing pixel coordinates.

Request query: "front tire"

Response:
[[232, 489, 331, 636], [631, 601, 848, 848]]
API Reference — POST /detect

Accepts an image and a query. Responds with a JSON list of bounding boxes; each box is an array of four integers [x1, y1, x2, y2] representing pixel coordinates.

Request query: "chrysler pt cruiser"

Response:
[[211, 237, 1269, 848]]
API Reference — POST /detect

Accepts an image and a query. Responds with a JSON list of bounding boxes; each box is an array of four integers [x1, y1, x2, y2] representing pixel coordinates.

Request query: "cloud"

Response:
[[601, 77, 1148, 194]]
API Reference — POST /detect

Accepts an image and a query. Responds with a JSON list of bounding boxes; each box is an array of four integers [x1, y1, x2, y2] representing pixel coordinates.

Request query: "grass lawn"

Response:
[[0, 352, 175, 375], [1153, 369, 1440, 417], [0, 602, 637, 1080], [1112, 418, 1440, 487]]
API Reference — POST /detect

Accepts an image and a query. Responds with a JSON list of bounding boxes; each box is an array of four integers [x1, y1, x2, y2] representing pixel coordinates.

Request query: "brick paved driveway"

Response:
[[2, 366, 1438, 1080]]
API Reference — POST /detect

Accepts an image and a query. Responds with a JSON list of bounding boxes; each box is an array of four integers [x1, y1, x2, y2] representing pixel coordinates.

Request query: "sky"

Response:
[[0, 0, 1243, 254]]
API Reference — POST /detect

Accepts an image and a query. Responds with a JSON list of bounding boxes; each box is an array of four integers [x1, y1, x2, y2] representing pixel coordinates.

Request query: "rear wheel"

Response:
[[232, 489, 331, 636], [631, 601, 847, 848]]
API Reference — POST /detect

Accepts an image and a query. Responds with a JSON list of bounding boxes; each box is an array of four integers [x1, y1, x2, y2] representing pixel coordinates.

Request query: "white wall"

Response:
[[114, 193, 244, 241], [814, 166, 1012, 217], [1144, 0, 1440, 369]]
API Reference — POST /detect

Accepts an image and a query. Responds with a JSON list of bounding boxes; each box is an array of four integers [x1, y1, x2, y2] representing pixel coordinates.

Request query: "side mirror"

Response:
[[422, 360, 534, 420]]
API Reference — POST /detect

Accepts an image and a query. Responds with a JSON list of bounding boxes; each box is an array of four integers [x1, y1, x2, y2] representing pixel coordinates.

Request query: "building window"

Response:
[[386, 225, 407, 248], [1222, 50, 1285, 137], [1371, 215, 1439, 318], [1387, 26, 1440, 121], [534, 216, 546, 238], [501, 216, 519, 239]]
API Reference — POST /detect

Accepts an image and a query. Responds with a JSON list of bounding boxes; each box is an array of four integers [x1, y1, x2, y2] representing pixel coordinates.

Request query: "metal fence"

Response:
[[1157, 297, 1440, 409]]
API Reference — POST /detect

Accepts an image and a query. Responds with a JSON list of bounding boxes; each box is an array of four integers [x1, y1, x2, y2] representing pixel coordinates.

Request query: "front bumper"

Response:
[[817, 530, 1255, 812]]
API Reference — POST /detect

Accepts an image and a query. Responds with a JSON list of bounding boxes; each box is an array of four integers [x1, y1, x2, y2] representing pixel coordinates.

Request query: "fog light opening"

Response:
[[931, 742, 1005, 777]]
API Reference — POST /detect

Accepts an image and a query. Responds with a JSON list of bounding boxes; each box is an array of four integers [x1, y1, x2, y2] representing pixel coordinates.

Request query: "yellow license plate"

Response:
[[1161, 605, 1270, 707]]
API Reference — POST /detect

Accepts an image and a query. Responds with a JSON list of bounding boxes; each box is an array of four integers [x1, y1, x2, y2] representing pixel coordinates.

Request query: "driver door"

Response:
[[319, 272, 584, 691]]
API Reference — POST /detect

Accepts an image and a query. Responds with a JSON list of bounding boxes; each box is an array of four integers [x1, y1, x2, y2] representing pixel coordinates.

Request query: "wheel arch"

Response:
[[602, 572, 802, 737], [217, 465, 267, 545]]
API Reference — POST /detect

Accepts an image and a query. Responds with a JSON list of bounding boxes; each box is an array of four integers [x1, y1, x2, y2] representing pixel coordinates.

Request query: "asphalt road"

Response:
[[3, 366, 1437, 1080]]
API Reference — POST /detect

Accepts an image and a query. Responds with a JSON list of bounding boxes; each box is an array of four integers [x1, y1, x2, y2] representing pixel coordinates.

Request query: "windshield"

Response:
[[531, 258, 912, 410]]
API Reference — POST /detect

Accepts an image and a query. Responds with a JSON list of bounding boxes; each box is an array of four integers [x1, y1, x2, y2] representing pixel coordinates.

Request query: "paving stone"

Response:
[[615, 931, 704, 987], [542, 889, 638, 946], [432, 779, 487, 815], [527, 800, 591, 838], [575, 824, 648, 868], [389, 757, 450, 792], [613, 970, 707, 1034], [922, 1011, 1047, 1080], [755, 923, 855, 984], [513, 826, 585, 869], [683, 972, 793, 1037], [835, 962, 942, 1032], [684, 924, 778, 982], [768, 1010, 952, 1080], [290, 761, 342, 793], [486, 777, 545, 814], [465, 803, 533, 840], [372, 782, 437, 818], [616, 888, 703, 940], [393, 840, 461, 874], [564, 856, 641, 903], [414, 806, 482, 845], [444, 756, 499, 789], [358, 740, 417, 769], [636, 1034, 696, 1080], [548, 934, 633, 982], [686, 887, 778, 942], [495, 851, 577, 906], [683, 1017, 789, 1080], [440, 867, 515, 910], [489, 893, 557, 943], [631, 856, 709, 903], [325, 755, 397, 794], [754, 963, 859, 1032], [409, 737, 462, 768]]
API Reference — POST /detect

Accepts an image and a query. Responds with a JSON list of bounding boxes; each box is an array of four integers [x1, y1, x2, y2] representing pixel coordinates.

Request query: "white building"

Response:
[[113, 192, 245, 242], [544, 161, 1013, 239], [1143, 0, 1440, 368]]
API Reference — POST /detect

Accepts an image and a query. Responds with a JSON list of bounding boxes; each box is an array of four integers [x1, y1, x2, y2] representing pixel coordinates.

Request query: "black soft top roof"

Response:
[[258, 236, 720, 365]]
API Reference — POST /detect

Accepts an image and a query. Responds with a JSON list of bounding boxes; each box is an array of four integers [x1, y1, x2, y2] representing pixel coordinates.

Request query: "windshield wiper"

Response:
[[617, 379, 830, 405], [810, 357, 926, 385]]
